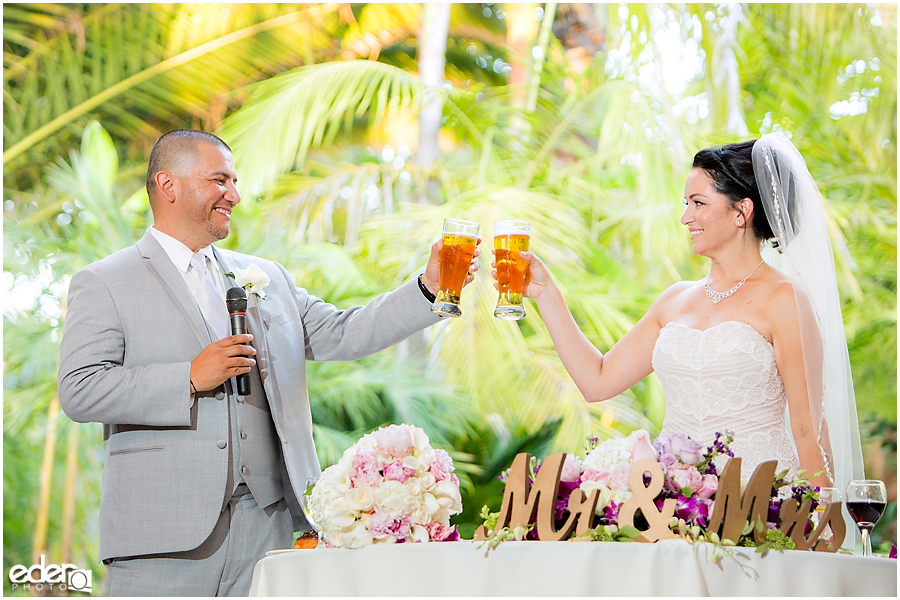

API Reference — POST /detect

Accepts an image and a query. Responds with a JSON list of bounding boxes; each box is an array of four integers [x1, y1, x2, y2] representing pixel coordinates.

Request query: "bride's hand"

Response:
[[491, 250, 553, 300]]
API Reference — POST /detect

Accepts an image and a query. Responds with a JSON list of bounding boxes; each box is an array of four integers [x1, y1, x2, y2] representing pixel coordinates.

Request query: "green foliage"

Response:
[[579, 524, 640, 543], [3, 4, 895, 590]]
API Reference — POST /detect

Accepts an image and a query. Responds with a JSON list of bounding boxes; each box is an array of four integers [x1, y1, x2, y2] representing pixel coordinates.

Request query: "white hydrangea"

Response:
[[582, 436, 634, 474]]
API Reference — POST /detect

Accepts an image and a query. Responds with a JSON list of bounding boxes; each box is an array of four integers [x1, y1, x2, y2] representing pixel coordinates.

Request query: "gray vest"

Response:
[[224, 360, 283, 509], [198, 280, 284, 510]]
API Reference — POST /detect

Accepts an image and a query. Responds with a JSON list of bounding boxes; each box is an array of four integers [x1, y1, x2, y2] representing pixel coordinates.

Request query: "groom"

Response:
[[58, 130, 474, 596]]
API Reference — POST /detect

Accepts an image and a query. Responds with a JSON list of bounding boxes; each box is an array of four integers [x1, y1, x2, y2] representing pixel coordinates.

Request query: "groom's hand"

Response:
[[190, 334, 256, 392], [421, 237, 481, 296]]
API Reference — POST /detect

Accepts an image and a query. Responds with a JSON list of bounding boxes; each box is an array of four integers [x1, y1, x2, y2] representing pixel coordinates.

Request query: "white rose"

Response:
[[231, 264, 270, 298], [419, 472, 437, 492], [404, 476, 426, 498], [413, 505, 430, 525], [345, 486, 376, 512], [341, 521, 373, 548]]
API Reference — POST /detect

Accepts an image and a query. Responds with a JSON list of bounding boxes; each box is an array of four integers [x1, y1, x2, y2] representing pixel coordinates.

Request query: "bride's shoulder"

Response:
[[758, 266, 814, 322], [656, 280, 701, 303], [647, 280, 702, 320]]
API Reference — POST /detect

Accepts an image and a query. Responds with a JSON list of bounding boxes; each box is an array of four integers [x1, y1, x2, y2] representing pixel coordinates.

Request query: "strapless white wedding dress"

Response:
[[652, 321, 801, 479]]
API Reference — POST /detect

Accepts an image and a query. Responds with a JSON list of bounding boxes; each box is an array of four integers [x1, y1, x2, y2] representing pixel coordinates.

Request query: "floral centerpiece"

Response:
[[482, 429, 826, 555], [308, 424, 462, 548]]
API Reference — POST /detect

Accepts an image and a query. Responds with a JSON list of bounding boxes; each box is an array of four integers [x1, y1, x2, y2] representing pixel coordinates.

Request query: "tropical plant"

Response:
[[3, 4, 896, 593]]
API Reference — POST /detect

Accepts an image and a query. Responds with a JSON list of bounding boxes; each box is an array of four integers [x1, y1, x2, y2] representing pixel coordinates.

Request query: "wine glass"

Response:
[[845, 480, 887, 556], [297, 477, 323, 548]]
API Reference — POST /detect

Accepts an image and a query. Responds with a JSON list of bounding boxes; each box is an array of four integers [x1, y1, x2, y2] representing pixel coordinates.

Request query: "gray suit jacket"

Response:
[[58, 230, 440, 560]]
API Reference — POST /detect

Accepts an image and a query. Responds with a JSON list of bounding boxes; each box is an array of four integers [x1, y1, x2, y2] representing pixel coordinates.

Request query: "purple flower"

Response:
[[768, 498, 781, 525], [555, 480, 580, 520], [670, 495, 712, 527], [890, 544, 896, 559]]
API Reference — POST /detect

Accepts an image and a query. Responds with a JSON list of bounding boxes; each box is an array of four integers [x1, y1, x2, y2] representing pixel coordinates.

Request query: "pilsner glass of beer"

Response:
[[432, 218, 480, 318], [493, 220, 530, 320]]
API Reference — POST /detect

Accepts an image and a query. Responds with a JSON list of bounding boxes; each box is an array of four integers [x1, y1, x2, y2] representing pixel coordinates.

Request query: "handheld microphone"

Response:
[[225, 287, 251, 396]]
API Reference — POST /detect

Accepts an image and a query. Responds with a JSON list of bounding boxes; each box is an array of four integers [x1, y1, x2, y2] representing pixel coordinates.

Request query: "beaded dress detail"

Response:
[[652, 321, 801, 479]]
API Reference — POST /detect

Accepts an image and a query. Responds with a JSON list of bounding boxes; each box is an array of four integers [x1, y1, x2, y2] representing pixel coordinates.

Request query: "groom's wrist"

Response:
[[417, 274, 437, 303]]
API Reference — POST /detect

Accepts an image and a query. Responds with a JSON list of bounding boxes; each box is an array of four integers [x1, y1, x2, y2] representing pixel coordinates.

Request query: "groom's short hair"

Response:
[[146, 130, 231, 204]]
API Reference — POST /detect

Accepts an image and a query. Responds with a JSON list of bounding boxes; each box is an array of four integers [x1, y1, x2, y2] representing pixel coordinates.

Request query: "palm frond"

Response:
[[220, 60, 432, 195], [4, 4, 338, 183]]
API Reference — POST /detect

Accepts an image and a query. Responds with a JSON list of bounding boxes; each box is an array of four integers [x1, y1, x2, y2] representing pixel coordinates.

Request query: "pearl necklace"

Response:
[[705, 260, 765, 304]]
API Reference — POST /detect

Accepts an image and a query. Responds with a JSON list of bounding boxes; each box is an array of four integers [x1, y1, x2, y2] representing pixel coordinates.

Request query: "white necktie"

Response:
[[190, 252, 230, 341]]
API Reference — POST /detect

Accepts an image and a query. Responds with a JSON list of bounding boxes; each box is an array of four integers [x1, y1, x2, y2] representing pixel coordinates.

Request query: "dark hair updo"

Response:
[[691, 140, 776, 243]]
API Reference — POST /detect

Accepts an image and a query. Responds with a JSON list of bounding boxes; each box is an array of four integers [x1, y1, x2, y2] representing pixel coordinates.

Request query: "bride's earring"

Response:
[[735, 219, 742, 226]]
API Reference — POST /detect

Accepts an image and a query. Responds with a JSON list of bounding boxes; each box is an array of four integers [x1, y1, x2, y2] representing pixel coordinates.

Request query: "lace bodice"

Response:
[[652, 321, 801, 479]]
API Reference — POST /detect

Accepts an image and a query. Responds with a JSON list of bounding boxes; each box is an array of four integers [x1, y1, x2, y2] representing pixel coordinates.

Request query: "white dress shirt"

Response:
[[148, 227, 228, 303]]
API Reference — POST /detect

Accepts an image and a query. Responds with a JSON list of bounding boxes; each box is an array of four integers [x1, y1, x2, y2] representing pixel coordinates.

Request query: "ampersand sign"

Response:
[[618, 459, 676, 542]]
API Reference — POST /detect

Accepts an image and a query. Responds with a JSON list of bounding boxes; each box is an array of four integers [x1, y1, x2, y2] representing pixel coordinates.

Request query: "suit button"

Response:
[[215, 392, 225, 401], [216, 440, 227, 449], [236, 396, 244, 403], [241, 466, 248, 475], [240, 432, 248, 440]]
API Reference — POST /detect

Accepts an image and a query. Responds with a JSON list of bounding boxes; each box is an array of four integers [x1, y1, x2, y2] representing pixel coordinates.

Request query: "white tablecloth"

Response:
[[249, 539, 897, 596]]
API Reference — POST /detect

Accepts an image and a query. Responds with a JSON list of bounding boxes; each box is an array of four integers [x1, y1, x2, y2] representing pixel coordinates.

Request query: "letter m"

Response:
[[707, 458, 777, 544], [494, 452, 569, 538]]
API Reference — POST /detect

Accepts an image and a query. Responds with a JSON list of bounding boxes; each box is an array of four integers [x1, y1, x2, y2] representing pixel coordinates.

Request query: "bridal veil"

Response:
[[752, 133, 864, 543]]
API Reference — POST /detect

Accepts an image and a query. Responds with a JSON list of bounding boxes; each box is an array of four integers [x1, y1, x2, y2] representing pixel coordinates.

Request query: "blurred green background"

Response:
[[4, 3, 896, 594]]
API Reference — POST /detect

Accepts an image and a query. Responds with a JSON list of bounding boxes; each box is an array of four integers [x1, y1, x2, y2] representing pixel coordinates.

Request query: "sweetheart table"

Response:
[[248, 539, 896, 596]]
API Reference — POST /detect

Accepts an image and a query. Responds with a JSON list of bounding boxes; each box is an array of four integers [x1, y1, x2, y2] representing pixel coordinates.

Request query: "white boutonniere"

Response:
[[226, 264, 270, 299]]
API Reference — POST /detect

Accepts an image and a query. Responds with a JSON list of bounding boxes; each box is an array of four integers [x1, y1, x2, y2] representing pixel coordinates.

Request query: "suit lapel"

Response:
[[137, 230, 211, 348]]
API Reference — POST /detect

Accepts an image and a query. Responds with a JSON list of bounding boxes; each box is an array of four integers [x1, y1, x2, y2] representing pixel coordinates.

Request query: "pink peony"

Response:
[[425, 522, 460, 542], [370, 511, 411, 541], [629, 430, 658, 462], [695, 474, 718, 499], [374, 424, 414, 458], [430, 449, 456, 482], [350, 449, 382, 487], [383, 460, 414, 483], [582, 469, 610, 486], [667, 464, 703, 494], [560, 455, 584, 483], [608, 462, 632, 491]]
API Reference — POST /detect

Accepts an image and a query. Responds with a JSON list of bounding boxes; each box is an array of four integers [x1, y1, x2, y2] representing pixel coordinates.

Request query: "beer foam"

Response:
[[493, 221, 530, 236]]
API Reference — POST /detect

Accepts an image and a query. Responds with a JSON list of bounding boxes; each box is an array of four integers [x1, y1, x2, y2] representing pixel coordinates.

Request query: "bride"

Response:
[[494, 133, 862, 493]]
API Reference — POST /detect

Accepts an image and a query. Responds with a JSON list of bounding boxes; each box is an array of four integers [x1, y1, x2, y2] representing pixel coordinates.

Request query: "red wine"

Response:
[[846, 501, 886, 525]]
